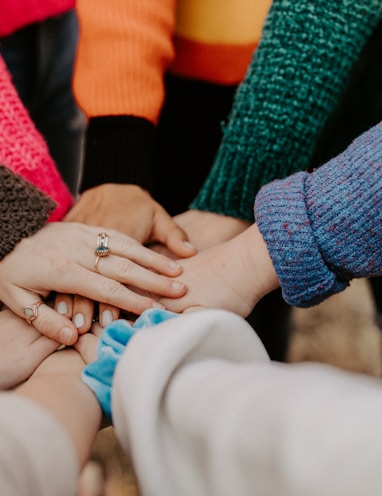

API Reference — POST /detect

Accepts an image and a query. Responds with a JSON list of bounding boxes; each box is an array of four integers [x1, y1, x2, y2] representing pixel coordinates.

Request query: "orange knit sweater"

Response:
[[74, 0, 271, 124]]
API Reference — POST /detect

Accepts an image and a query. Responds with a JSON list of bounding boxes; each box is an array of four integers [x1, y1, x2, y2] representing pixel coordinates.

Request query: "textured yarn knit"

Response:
[[255, 121, 382, 307], [0, 56, 73, 222], [0, 165, 55, 260], [191, 0, 382, 221], [73, 0, 271, 192]]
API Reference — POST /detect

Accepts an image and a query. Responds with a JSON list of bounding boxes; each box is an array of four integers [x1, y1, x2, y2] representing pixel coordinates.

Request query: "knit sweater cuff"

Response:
[[80, 116, 156, 193], [0, 165, 55, 260], [255, 171, 348, 307]]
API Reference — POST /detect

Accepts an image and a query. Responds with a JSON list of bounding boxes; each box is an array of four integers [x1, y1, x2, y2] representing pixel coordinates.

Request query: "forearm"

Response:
[[75, 0, 176, 191], [255, 122, 382, 307], [17, 349, 101, 468], [191, 0, 382, 221]]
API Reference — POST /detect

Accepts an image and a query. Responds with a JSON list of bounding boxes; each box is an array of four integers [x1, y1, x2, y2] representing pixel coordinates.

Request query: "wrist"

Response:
[[241, 224, 280, 304]]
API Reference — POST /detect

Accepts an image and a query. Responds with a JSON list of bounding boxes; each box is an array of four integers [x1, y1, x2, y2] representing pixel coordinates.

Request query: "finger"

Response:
[[92, 255, 187, 298], [30, 335, 64, 359], [54, 293, 74, 318], [74, 322, 103, 363], [98, 303, 119, 328], [53, 265, 168, 315], [152, 212, 197, 258], [71, 295, 95, 334], [13, 291, 79, 346], [105, 233, 184, 276], [73, 333, 99, 363]]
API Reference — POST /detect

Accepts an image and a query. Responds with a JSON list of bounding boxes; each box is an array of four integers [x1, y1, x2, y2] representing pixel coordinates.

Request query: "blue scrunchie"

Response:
[[82, 308, 177, 420]]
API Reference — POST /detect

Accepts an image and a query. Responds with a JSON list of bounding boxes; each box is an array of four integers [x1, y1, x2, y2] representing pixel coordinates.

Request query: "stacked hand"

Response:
[[0, 222, 188, 345]]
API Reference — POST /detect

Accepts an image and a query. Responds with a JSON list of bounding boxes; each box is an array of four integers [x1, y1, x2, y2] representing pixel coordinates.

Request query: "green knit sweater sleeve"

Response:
[[190, 0, 382, 222]]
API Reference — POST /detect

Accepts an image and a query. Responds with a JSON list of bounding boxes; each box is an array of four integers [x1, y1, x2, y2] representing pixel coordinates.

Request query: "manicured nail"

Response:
[[183, 241, 196, 250], [172, 281, 185, 291], [74, 313, 85, 328], [101, 310, 113, 327], [60, 327, 74, 345], [169, 261, 181, 271], [57, 301, 68, 314]]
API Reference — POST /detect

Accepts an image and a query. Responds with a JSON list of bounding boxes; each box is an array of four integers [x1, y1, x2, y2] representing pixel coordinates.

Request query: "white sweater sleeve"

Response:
[[112, 309, 382, 496], [0, 394, 79, 496]]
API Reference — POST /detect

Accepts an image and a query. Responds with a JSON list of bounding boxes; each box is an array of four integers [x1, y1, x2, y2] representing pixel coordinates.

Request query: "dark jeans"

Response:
[[0, 10, 85, 196]]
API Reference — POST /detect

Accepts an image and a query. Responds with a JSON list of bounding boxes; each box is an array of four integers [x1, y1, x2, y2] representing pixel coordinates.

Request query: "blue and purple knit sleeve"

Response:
[[255, 122, 382, 307]]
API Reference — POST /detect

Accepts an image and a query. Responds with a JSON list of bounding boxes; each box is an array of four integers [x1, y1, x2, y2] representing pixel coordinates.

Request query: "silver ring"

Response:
[[23, 301, 44, 325], [95, 232, 110, 257]]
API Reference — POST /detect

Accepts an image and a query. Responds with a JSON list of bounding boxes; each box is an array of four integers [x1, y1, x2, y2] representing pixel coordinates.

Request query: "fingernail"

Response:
[[74, 313, 85, 328], [101, 310, 113, 327], [57, 301, 68, 314], [169, 261, 181, 271], [172, 281, 185, 291], [183, 241, 195, 250], [60, 327, 74, 345]]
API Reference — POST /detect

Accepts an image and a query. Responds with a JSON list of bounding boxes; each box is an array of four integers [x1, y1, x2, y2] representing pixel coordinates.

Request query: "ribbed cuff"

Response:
[[80, 116, 156, 193], [255, 172, 348, 308]]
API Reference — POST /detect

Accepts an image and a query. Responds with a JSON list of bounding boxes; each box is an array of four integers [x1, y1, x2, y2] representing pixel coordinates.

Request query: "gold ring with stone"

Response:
[[94, 255, 101, 274], [95, 232, 110, 257], [23, 301, 44, 325]]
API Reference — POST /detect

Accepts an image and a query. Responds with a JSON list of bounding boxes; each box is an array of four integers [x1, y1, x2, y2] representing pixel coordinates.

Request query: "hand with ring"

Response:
[[0, 222, 188, 345], [0, 308, 60, 390]]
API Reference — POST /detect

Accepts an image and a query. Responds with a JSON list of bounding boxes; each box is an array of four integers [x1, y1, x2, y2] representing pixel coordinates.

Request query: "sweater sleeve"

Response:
[[0, 55, 73, 220], [0, 165, 55, 261], [0, 393, 78, 496], [74, 0, 176, 192], [111, 309, 382, 496], [190, 0, 382, 222], [255, 122, 382, 307]]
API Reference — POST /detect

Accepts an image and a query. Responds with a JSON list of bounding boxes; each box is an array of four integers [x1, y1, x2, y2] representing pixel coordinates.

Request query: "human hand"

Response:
[[52, 293, 121, 334], [0, 222, 187, 345], [150, 210, 250, 258], [65, 184, 196, 258], [158, 225, 280, 316], [0, 309, 59, 390], [174, 210, 250, 250]]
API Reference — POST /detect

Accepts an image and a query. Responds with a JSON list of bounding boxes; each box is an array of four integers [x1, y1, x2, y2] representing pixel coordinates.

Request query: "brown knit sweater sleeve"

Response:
[[0, 165, 56, 260]]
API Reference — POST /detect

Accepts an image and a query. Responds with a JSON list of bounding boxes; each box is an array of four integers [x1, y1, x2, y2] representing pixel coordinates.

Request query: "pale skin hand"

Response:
[[65, 184, 197, 257], [151, 210, 251, 258], [62, 184, 196, 333], [174, 210, 251, 250], [0, 222, 187, 345], [0, 309, 60, 390], [158, 224, 280, 316]]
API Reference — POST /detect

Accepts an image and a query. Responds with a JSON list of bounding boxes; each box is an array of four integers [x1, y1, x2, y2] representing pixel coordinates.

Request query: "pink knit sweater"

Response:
[[0, 56, 73, 221], [0, 0, 75, 37]]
